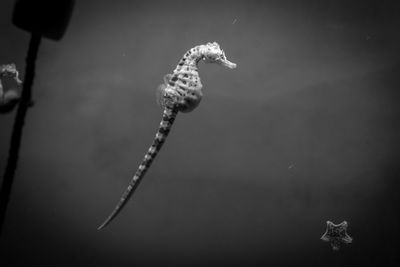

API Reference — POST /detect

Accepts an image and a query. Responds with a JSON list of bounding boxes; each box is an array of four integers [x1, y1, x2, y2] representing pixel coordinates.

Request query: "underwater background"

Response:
[[1, 0, 400, 266]]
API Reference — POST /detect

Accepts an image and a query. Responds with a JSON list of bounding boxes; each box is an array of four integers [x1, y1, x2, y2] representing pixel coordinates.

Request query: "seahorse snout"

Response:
[[218, 58, 237, 69]]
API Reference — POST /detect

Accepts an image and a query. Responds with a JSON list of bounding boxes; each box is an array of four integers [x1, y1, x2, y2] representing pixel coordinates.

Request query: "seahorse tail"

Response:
[[98, 106, 179, 230]]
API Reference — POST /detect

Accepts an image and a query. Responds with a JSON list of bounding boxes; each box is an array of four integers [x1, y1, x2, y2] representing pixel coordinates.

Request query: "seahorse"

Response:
[[0, 63, 23, 113], [98, 42, 236, 230]]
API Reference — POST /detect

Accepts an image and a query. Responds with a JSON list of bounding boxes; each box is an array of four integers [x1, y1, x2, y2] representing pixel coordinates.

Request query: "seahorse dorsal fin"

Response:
[[156, 83, 167, 109]]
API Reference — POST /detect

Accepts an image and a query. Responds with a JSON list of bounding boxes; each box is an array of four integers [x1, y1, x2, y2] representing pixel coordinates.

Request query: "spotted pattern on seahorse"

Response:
[[98, 42, 236, 230]]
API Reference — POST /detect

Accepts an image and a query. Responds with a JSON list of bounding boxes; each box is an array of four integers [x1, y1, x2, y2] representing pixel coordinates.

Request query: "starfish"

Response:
[[321, 220, 353, 251]]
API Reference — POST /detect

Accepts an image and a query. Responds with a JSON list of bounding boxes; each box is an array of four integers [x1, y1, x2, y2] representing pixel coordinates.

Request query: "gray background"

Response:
[[1, 0, 400, 266]]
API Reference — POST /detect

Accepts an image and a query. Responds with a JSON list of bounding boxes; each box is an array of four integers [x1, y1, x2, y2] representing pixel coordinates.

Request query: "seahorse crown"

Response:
[[200, 42, 236, 69]]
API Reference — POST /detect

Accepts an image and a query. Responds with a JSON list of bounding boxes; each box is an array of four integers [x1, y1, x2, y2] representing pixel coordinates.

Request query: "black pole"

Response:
[[0, 33, 41, 237]]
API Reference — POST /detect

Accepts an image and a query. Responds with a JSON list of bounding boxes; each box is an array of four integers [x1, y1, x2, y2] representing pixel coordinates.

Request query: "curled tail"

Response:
[[98, 107, 178, 230]]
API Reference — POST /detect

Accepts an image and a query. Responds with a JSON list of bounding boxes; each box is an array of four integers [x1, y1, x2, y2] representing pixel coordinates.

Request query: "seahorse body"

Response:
[[98, 42, 236, 230]]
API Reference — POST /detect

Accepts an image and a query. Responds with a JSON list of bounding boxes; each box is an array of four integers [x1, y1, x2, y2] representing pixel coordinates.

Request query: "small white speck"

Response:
[[288, 163, 295, 169], [232, 19, 237, 25]]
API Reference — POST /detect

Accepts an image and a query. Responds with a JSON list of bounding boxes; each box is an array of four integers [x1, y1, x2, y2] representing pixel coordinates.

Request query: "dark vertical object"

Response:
[[12, 0, 75, 41], [0, 0, 74, 238], [0, 34, 40, 237]]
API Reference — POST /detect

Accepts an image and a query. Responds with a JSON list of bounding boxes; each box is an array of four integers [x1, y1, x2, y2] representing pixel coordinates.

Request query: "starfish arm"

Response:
[[342, 233, 353, 244], [321, 232, 330, 242], [331, 242, 340, 251]]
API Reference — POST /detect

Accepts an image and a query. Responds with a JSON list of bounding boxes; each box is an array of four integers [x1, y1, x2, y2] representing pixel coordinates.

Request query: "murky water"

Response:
[[1, 0, 400, 266]]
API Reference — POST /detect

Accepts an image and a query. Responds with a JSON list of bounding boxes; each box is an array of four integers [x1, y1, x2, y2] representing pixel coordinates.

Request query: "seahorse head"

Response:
[[200, 42, 237, 69]]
